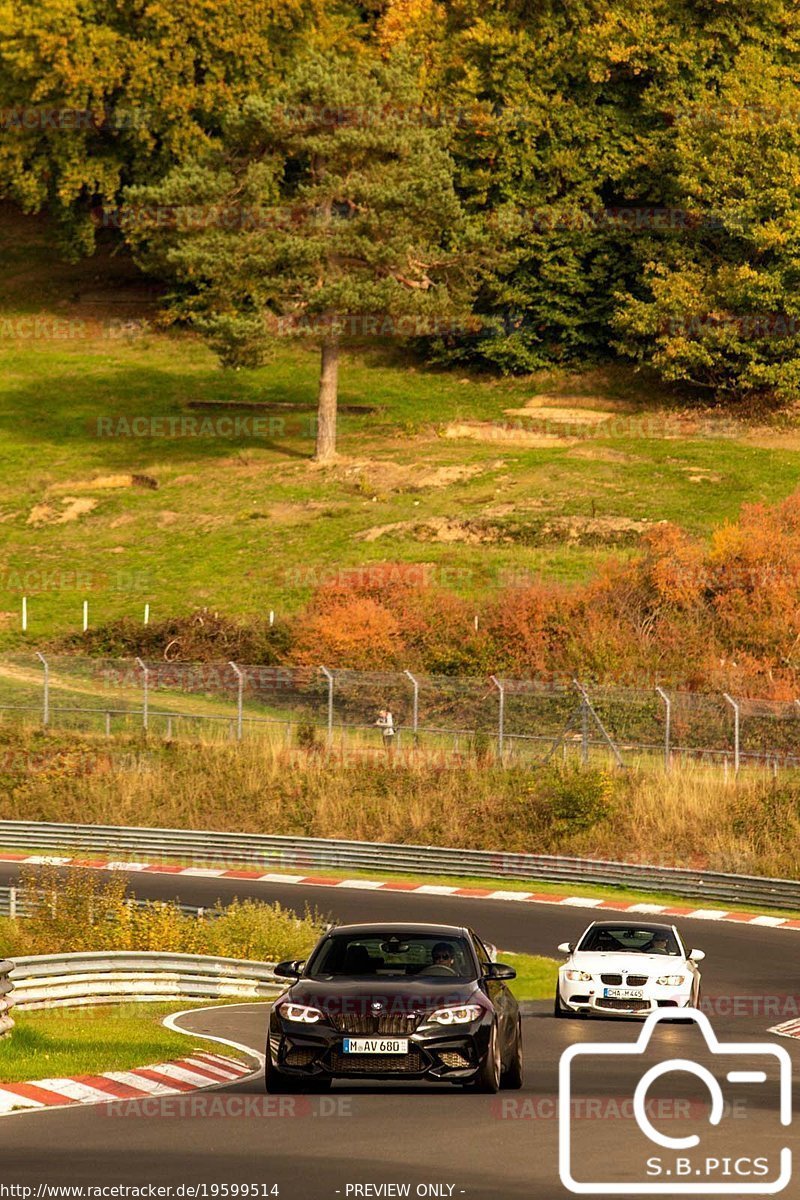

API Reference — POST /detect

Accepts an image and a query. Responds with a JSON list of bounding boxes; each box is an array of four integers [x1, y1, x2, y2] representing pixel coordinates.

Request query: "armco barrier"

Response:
[[0, 961, 13, 1037], [1, 819, 800, 911], [0, 886, 213, 921], [5, 952, 281, 1011]]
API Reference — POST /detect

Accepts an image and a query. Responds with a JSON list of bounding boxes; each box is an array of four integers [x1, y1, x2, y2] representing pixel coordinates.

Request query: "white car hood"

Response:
[[566, 953, 687, 975]]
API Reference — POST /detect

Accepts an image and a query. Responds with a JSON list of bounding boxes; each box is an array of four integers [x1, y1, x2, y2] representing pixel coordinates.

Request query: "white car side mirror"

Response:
[[557, 942, 572, 954], [689, 949, 705, 962]]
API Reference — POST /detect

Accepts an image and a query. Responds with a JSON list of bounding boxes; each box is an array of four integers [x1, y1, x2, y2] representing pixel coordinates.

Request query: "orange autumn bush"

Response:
[[290, 491, 800, 698]]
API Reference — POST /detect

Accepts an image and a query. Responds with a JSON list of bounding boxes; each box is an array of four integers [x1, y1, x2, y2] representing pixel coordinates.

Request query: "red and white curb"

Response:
[[769, 1019, 800, 1041], [0, 1051, 252, 1116], [2, 851, 798, 931]]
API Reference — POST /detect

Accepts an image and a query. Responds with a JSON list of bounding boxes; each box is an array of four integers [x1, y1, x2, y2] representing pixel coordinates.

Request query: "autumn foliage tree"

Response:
[[0, 0, 315, 256]]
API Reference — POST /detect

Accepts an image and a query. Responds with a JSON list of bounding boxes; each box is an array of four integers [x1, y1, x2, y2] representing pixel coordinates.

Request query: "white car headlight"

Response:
[[657, 974, 687, 987], [277, 1001, 323, 1024], [428, 1004, 483, 1025], [565, 970, 593, 982]]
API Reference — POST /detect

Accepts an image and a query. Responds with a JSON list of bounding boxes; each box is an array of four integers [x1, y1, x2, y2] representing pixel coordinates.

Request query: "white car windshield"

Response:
[[577, 926, 681, 955]]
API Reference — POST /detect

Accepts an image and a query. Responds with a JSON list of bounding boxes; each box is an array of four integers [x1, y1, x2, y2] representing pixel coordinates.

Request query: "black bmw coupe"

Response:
[[266, 922, 523, 1093]]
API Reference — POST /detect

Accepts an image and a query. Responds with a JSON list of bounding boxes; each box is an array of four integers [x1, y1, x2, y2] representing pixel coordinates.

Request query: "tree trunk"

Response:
[[314, 337, 339, 462]]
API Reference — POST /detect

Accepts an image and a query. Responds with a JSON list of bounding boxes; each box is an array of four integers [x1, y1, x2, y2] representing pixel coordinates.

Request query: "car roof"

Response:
[[323, 922, 470, 938]]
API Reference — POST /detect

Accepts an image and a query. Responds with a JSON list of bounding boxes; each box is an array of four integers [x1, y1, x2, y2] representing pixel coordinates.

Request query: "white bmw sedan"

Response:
[[554, 920, 704, 1019]]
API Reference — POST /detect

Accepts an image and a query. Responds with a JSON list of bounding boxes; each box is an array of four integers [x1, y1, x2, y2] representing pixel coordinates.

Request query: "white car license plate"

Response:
[[604, 987, 644, 1000], [342, 1038, 409, 1054]]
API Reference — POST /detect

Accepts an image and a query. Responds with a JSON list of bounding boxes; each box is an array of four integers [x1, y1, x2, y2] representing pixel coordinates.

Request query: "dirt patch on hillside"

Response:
[[27, 497, 98, 526], [319, 457, 494, 492], [359, 510, 651, 547], [566, 446, 637, 464], [268, 501, 344, 524], [537, 515, 653, 543], [444, 422, 578, 448], [503, 404, 615, 426], [358, 516, 501, 545], [48, 473, 158, 493]]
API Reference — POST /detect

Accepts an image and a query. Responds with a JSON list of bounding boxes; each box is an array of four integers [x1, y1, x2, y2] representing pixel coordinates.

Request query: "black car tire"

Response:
[[472, 1022, 502, 1093], [265, 1058, 298, 1094], [500, 1018, 523, 1090], [554, 986, 569, 1018]]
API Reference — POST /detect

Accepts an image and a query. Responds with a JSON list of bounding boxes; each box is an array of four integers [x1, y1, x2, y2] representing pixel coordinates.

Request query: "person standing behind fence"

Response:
[[375, 707, 395, 750]]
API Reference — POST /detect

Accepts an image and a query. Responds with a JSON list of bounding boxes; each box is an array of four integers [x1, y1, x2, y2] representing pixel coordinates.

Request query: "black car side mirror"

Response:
[[484, 962, 516, 981], [274, 960, 303, 979]]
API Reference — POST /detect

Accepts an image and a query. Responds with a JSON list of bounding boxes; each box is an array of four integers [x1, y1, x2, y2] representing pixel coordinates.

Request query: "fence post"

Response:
[[403, 670, 419, 740], [490, 675, 504, 759], [723, 693, 740, 775], [655, 686, 671, 773], [82, 599, 88, 633], [320, 666, 334, 747], [136, 657, 149, 731], [229, 661, 244, 741], [8, 888, 16, 920], [580, 691, 589, 763], [35, 651, 49, 727]]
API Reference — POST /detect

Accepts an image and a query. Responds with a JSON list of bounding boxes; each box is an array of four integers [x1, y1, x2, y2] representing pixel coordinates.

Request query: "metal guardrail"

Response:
[[1, 819, 800, 912], [0, 885, 213, 920], [3, 951, 281, 1012], [0, 961, 12, 1037]]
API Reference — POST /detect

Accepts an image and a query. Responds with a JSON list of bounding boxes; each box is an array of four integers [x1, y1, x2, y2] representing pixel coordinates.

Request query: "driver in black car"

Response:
[[428, 942, 457, 975]]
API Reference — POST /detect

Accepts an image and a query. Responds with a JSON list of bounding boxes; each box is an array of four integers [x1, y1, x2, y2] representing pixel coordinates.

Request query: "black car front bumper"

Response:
[[268, 1012, 494, 1083]]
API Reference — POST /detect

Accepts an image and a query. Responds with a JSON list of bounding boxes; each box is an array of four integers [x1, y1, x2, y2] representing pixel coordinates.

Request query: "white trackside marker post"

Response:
[[83, 599, 88, 632], [21, 596, 27, 632], [144, 603, 150, 626]]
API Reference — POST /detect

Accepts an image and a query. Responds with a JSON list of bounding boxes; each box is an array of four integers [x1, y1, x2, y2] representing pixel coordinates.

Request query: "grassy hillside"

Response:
[[2, 204, 800, 646]]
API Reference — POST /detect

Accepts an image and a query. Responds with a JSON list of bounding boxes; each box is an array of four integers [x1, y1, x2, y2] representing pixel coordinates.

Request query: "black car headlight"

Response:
[[275, 1000, 324, 1024], [427, 1004, 483, 1026]]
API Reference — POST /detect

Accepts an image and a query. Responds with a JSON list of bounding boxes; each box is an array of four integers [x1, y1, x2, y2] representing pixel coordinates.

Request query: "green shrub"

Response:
[[543, 766, 617, 834]]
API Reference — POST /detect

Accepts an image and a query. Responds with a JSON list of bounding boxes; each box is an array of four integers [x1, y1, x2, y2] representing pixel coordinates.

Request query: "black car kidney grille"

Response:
[[601, 974, 622, 985], [331, 1012, 421, 1035], [626, 975, 649, 987], [330, 1050, 424, 1074]]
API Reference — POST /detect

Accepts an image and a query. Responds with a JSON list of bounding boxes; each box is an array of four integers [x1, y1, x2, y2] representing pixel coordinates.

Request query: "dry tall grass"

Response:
[[0, 728, 798, 877]]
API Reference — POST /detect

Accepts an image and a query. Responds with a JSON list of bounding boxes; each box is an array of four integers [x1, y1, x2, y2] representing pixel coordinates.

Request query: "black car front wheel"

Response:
[[265, 1058, 331, 1094], [471, 1022, 502, 1093], [500, 1018, 523, 1090], [554, 986, 574, 1019], [264, 1058, 295, 1093]]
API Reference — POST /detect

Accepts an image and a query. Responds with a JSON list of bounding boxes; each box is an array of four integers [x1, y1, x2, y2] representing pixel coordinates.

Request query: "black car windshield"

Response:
[[577, 926, 681, 955], [306, 933, 477, 980]]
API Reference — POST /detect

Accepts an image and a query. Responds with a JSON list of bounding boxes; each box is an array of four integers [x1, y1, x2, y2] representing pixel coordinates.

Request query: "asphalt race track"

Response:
[[1, 863, 798, 1199]]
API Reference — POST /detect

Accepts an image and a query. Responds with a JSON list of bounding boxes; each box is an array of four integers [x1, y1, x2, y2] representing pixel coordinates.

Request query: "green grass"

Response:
[[0, 1002, 247, 1084], [2, 205, 800, 644], [503, 953, 560, 1002]]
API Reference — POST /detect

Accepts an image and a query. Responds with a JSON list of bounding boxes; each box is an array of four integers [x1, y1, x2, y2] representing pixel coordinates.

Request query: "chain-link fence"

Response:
[[1, 653, 799, 772]]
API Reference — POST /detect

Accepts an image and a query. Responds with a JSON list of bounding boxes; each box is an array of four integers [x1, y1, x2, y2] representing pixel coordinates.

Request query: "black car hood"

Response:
[[286, 976, 482, 1017]]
